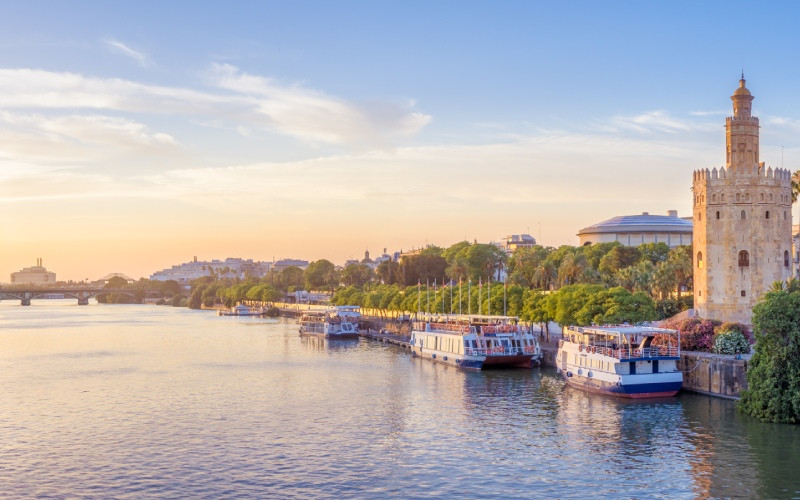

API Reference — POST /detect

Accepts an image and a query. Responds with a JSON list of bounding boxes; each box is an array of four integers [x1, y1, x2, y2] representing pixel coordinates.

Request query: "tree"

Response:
[[598, 246, 642, 278], [397, 253, 447, 286], [738, 285, 800, 423], [276, 266, 305, 291], [105, 276, 129, 289], [304, 259, 336, 290], [342, 263, 374, 287]]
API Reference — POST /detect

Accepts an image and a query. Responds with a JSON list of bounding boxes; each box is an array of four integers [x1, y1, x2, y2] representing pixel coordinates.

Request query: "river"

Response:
[[1, 300, 798, 498]]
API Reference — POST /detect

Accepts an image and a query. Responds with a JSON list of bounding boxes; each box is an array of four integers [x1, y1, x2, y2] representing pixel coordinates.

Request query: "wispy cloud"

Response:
[[105, 39, 151, 68], [0, 65, 431, 148]]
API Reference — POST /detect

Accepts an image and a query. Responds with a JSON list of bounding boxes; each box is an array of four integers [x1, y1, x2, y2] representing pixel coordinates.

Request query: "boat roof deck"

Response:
[[567, 325, 678, 336]]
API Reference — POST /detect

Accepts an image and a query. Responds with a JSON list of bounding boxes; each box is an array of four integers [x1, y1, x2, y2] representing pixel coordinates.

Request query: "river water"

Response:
[[1, 300, 799, 499]]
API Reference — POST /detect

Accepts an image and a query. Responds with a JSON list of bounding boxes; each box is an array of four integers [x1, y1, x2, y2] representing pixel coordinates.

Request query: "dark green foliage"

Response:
[[738, 288, 800, 423]]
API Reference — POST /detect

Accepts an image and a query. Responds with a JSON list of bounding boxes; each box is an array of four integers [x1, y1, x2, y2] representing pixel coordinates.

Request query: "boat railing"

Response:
[[480, 325, 519, 334], [570, 342, 680, 359], [428, 322, 472, 333]]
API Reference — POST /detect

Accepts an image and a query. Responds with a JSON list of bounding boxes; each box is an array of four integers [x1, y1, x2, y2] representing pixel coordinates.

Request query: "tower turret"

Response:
[[726, 75, 760, 173]]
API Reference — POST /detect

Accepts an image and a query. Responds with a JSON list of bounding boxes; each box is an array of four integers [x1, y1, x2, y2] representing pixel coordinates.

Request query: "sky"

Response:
[[3, 1, 800, 282]]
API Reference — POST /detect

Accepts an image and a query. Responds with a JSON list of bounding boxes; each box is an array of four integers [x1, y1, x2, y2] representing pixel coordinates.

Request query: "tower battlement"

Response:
[[692, 166, 791, 183]]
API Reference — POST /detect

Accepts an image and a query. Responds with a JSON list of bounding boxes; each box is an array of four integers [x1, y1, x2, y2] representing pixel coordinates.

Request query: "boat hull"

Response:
[[410, 346, 485, 370], [482, 354, 534, 368], [560, 369, 681, 398]]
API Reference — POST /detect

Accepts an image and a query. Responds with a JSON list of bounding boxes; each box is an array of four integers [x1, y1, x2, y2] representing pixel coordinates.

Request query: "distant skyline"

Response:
[[3, 1, 800, 281]]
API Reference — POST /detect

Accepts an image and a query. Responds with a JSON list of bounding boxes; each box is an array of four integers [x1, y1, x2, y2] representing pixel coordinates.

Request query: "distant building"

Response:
[[692, 77, 793, 324], [502, 234, 537, 254], [271, 259, 309, 273], [95, 273, 136, 285], [150, 257, 271, 284], [10, 258, 56, 285], [577, 210, 692, 248]]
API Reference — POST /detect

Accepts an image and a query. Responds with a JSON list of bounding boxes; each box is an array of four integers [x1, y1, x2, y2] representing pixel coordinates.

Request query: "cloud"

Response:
[[0, 111, 179, 164], [105, 39, 151, 68], [208, 63, 431, 145], [603, 110, 713, 135], [0, 65, 431, 147]]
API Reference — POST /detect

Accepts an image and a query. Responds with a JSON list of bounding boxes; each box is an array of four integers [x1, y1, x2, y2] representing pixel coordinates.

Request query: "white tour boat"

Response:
[[218, 304, 264, 316], [557, 325, 683, 398], [298, 306, 361, 339], [409, 314, 542, 370]]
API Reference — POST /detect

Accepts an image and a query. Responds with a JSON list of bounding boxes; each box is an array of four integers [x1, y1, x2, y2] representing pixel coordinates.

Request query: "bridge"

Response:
[[0, 287, 136, 306]]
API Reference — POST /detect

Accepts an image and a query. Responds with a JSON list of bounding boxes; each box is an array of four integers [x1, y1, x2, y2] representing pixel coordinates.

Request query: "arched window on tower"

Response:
[[736, 193, 741, 202], [738, 250, 749, 268], [766, 211, 770, 219], [697, 252, 703, 269], [741, 210, 746, 219], [785, 251, 790, 268], [716, 211, 720, 220]]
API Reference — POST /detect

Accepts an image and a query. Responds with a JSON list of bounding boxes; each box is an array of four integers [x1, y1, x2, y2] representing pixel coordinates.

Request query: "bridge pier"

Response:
[[78, 297, 89, 305], [21, 298, 31, 306]]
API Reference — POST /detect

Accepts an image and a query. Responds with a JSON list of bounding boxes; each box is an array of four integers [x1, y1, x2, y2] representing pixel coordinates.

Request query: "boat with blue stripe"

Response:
[[557, 325, 682, 398]]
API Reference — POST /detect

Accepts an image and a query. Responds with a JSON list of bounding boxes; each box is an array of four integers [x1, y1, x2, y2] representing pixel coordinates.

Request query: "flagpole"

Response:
[[478, 277, 482, 316], [426, 279, 430, 314], [487, 276, 491, 316], [468, 279, 471, 315], [503, 278, 507, 316], [459, 277, 462, 315]]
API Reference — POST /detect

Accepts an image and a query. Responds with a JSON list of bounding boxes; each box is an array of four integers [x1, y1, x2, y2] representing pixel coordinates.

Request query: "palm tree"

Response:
[[792, 170, 800, 203]]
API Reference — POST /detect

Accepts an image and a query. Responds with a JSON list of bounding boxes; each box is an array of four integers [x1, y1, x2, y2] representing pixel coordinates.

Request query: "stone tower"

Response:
[[692, 77, 793, 324]]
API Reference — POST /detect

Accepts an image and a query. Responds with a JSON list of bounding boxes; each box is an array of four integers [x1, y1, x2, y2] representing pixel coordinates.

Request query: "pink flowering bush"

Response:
[[662, 318, 721, 352]]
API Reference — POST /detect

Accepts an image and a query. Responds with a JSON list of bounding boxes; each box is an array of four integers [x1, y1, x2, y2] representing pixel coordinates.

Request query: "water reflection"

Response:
[[2, 302, 800, 498], [299, 334, 361, 352]]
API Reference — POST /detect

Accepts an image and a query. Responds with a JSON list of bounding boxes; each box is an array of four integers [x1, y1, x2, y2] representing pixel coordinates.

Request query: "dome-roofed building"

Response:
[[577, 210, 692, 248]]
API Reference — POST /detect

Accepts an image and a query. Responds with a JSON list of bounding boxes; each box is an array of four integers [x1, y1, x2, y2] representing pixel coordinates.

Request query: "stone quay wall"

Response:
[[677, 351, 749, 399]]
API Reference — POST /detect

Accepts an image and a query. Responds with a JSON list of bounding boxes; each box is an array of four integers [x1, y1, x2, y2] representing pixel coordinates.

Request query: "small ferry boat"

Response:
[[298, 306, 360, 339], [218, 304, 264, 316], [557, 325, 683, 398], [409, 314, 542, 370]]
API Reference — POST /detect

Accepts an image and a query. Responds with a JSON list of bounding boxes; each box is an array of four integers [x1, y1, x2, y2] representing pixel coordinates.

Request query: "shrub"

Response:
[[716, 321, 754, 345], [713, 330, 750, 355]]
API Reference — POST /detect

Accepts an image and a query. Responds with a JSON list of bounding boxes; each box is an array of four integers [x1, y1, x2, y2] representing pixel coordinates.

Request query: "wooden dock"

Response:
[[359, 329, 411, 349]]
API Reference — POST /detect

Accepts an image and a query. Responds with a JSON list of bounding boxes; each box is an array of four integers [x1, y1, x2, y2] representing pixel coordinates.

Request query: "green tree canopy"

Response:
[[304, 259, 337, 290], [739, 282, 800, 423]]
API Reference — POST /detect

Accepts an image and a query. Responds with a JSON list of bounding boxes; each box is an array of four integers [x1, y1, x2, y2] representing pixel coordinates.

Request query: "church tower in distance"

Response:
[[692, 76, 793, 324]]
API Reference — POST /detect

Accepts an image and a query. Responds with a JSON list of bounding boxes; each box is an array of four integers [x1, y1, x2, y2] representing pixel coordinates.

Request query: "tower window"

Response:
[[741, 210, 746, 219], [699, 212, 702, 221], [716, 211, 720, 220], [785, 251, 790, 268], [766, 211, 770, 219], [738, 250, 749, 267], [741, 290, 746, 297], [697, 251, 703, 269], [785, 211, 788, 220]]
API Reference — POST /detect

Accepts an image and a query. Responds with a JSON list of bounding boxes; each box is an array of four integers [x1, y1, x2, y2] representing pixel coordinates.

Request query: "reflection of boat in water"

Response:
[[301, 333, 359, 351], [557, 325, 682, 398], [218, 304, 265, 316], [409, 314, 542, 370], [298, 306, 360, 339]]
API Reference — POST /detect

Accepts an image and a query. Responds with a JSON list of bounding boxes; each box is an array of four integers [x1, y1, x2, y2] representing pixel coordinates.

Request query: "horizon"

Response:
[[3, 2, 800, 281]]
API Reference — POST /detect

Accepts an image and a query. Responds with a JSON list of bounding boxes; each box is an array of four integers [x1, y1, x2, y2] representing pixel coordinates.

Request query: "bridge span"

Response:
[[0, 288, 135, 306]]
